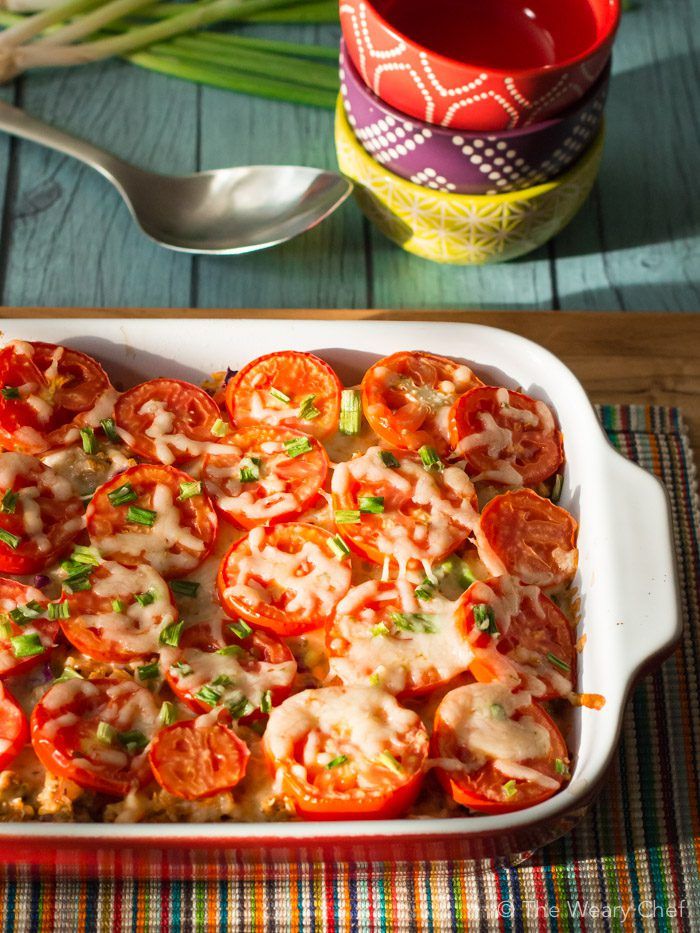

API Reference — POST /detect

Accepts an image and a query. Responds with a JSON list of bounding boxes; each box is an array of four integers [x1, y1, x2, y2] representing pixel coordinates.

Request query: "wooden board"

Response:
[[0, 2, 697, 311], [2, 309, 698, 464]]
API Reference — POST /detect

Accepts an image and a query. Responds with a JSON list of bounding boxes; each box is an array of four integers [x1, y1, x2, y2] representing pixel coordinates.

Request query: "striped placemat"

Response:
[[1, 405, 698, 932]]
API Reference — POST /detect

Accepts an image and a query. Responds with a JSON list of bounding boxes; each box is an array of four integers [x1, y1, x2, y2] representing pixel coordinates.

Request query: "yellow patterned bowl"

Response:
[[335, 98, 605, 265]]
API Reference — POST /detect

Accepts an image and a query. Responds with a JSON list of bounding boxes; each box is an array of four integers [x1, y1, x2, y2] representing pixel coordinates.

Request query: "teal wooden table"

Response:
[[0, 0, 697, 311]]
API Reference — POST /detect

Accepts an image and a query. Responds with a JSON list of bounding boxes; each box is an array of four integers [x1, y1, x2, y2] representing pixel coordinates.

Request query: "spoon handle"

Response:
[[0, 99, 129, 186]]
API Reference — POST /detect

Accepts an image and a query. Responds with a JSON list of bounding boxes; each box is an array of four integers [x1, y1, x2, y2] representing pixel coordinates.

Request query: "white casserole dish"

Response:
[[0, 317, 681, 873]]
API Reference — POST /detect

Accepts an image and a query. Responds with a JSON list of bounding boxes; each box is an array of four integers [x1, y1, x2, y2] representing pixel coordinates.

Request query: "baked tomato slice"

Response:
[[86, 463, 217, 578], [61, 560, 177, 663], [149, 716, 249, 801], [0, 340, 116, 455], [461, 576, 575, 700], [263, 686, 429, 819], [480, 488, 578, 590], [31, 677, 159, 796], [218, 523, 352, 637], [361, 351, 482, 456], [114, 378, 227, 466], [331, 445, 479, 571], [202, 424, 328, 529], [432, 683, 569, 813], [0, 681, 29, 769], [0, 453, 84, 574], [0, 579, 55, 678], [328, 580, 473, 697], [225, 351, 342, 440], [162, 618, 296, 718], [449, 386, 563, 486]]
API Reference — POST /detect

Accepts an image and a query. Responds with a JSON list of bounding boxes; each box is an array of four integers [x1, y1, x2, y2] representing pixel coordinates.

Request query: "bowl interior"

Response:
[[366, 0, 619, 74]]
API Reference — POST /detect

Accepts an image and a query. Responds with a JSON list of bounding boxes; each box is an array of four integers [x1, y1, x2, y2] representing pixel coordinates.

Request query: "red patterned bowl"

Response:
[[339, 0, 620, 131]]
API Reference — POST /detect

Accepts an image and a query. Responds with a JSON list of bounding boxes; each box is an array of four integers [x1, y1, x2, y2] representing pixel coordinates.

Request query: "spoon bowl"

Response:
[[0, 101, 353, 255]]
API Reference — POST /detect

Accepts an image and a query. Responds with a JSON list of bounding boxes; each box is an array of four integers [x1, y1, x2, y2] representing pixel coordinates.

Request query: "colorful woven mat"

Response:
[[1, 405, 698, 932]]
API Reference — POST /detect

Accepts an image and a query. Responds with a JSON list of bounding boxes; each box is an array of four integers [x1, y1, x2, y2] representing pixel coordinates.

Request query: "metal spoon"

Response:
[[0, 100, 353, 254]]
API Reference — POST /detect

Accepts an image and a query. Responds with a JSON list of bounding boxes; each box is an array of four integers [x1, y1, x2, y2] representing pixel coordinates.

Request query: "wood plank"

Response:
[[0, 62, 197, 309], [552, 0, 700, 311], [2, 308, 697, 461], [194, 23, 369, 309]]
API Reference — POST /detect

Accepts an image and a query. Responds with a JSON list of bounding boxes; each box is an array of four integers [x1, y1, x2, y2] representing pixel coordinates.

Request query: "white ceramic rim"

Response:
[[0, 318, 681, 842]]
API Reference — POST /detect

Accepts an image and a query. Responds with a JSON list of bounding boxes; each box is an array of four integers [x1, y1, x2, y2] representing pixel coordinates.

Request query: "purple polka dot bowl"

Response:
[[340, 41, 610, 196]]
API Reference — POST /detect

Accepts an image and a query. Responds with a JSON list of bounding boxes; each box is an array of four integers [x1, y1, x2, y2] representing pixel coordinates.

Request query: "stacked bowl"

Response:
[[336, 0, 620, 264]]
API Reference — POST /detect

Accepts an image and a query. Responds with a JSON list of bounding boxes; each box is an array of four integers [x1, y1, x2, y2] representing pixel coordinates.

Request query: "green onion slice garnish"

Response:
[[269, 387, 290, 404], [259, 689, 272, 714], [389, 612, 437, 634], [158, 701, 177, 726], [378, 450, 399, 469], [284, 436, 312, 458], [359, 496, 384, 514], [328, 534, 351, 561], [10, 633, 44, 658], [48, 601, 70, 620], [555, 758, 570, 776], [80, 427, 98, 455], [418, 445, 443, 471], [211, 419, 229, 437], [159, 620, 184, 647], [414, 580, 435, 602], [9, 601, 43, 623], [371, 622, 389, 638], [546, 651, 571, 673], [178, 480, 202, 501], [227, 692, 254, 720], [108, 483, 138, 507], [171, 661, 193, 677], [118, 730, 148, 753], [339, 389, 361, 435], [503, 780, 518, 799], [134, 590, 156, 607], [53, 667, 84, 684], [137, 662, 160, 681], [171, 580, 199, 598], [490, 703, 507, 720], [472, 603, 498, 635], [126, 506, 157, 527], [112, 599, 126, 613], [228, 619, 252, 640], [335, 509, 361, 524], [195, 684, 224, 707], [376, 751, 403, 775], [298, 394, 320, 421], [71, 545, 101, 566], [216, 644, 245, 657], [1, 386, 20, 399], [326, 755, 348, 770], [369, 672, 381, 687], [100, 417, 120, 443], [63, 574, 91, 593], [0, 529, 21, 550], [96, 721, 118, 745], [0, 490, 17, 514]]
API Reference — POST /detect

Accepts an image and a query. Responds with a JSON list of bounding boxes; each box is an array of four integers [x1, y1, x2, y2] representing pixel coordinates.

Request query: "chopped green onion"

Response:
[[0, 529, 21, 550], [158, 701, 177, 726], [96, 721, 118, 745], [118, 730, 148, 753], [269, 387, 291, 404], [326, 755, 348, 769], [112, 599, 126, 613], [159, 620, 184, 647], [239, 457, 260, 483], [228, 620, 252, 640], [227, 692, 254, 720], [284, 436, 312, 458], [359, 496, 384, 514], [134, 590, 156, 607], [414, 580, 435, 602], [48, 601, 70, 620], [108, 483, 138, 507], [328, 534, 351, 560], [9, 601, 43, 623], [1, 386, 20, 399], [61, 558, 90, 576], [64, 574, 91, 594], [546, 651, 571, 673], [137, 662, 160, 681], [369, 672, 381, 687], [0, 619, 12, 639], [217, 644, 245, 658], [339, 389, 361, 435], [10, 633, 44, 658], [503, 780, 518, 799], [473, 604, 498, 635], [53, 667, 84, 684], [259, 689, 272, 713], [371, 622, 389, 638], [555, 758, 570, 776], [100, 417, 120, 443], [80, 427, 98, 455], [178, 480, 202, 501], [211, 418, 229, 437], [335, 509, 361, 524], [0, 490, 17, 514], [126, 506, 157, 527], [211, 674, 233, 688], [490, 703, 507, 720], [418, 445, 443, 471], [171, 580, 199, 598], [376, 751, 403, 775], [437, 556, 478, 592], [378, 450, 399, 468], [550, 474, 564, 503], [171, 661, 193, 677], [298, 394, 320, 420], [389, 612, 437, 634], [71, 545, 101, 566]]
